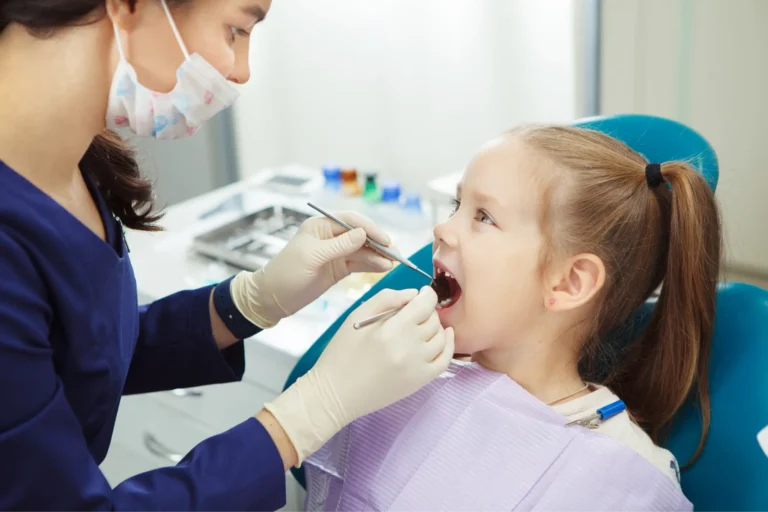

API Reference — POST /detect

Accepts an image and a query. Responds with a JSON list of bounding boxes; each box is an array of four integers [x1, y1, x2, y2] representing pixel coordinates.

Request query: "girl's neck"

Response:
[[0, 22, 111, 191], [472, 334, 589, 406]]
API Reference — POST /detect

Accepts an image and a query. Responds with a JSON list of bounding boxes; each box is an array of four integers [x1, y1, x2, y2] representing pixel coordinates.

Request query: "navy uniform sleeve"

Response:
[[124, 285, 247, 395], [0, 232, 286, 510]]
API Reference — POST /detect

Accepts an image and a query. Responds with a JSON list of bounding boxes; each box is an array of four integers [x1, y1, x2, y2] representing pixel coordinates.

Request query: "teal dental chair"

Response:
[[284, 115, 768, 510]]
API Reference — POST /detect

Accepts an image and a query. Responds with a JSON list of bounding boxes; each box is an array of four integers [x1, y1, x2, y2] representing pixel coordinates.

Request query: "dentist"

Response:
[[0, 0, 454, 509]]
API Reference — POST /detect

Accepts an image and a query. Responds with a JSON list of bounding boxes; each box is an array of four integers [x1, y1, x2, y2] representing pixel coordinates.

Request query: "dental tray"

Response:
[[192, 205, 311, 270]]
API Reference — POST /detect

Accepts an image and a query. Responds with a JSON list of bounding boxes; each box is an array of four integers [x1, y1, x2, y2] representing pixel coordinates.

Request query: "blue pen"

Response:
[[565, 400, 626, 429]]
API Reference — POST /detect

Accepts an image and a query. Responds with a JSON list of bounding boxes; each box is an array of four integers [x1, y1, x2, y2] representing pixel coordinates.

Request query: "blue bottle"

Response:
[[322, 165, 342, 193], [400, 192, 430, 230]]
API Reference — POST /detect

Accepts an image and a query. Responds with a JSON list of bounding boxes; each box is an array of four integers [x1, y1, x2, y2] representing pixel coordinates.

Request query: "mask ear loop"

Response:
[[112, 23, 127, 60], [160, 0, 191, 61]]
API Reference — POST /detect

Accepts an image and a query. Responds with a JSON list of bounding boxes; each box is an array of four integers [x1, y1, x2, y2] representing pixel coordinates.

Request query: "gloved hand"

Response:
[[264, 286, 454, 465], [230, 211, 395, 328]]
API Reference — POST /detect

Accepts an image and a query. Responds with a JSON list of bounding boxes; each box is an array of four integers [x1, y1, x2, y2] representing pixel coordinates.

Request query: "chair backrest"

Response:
[[665, 282, 768, 510], [285, 115, 768, 508]]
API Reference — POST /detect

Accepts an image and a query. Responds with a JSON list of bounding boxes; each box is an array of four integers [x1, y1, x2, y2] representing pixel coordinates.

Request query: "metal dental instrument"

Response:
[[306, 202, 435, 330], [306, 202, 434, 282], [354, 294, 445, 329], [353, 305, 406, 330]]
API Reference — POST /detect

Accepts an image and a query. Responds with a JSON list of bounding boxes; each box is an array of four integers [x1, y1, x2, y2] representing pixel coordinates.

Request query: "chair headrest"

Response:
[[572, 114, 719, 192]]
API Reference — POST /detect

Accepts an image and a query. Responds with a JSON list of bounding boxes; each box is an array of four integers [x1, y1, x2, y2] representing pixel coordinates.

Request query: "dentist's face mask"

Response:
[[106, 0, 240, 139]]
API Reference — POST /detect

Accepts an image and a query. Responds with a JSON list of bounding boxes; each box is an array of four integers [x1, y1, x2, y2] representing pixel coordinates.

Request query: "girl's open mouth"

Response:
[[432, 267, 462, 310]]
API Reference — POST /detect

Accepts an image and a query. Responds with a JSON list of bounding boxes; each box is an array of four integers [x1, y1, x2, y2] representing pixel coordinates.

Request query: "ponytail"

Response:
[[611, 161, 722, 465]]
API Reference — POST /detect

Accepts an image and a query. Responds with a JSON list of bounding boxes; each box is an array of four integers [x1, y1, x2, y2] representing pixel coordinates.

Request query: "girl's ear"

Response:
[[545, 253, 605, 311]]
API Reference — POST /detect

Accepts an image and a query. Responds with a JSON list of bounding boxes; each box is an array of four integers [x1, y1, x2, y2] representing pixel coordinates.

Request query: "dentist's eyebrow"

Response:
[[242, 4, 267, 23]]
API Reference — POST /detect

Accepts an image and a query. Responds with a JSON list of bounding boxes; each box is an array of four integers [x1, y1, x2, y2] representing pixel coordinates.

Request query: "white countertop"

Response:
[[426, 170, 463, 200], [125, 173, 432, 361]]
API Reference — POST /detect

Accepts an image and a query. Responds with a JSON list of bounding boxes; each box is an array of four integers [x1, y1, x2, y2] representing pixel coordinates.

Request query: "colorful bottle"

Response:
[[401, 192, 422, 213], [400, 192, 430, 231], [363, 172, 380, 203], [314, 165, 342, 210], [322, 165, 342, 193], [374, 181, 405, 230], [341, 168, 361, 196], [380, 181, 401, 204]]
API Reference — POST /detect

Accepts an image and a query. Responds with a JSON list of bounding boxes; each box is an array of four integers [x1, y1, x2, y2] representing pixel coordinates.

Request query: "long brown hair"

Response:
[[515, 125, 722, 465], [0, 0, 191, 231]]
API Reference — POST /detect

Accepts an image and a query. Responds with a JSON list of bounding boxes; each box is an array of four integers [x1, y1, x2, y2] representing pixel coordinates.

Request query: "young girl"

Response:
[[303, 125, 721, 510]]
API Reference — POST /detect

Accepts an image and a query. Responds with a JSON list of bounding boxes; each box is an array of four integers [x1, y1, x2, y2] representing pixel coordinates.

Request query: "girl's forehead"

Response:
[[462, 137, 549, 218]]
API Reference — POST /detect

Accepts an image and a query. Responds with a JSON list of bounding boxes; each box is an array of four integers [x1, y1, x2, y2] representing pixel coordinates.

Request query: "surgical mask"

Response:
[[106, 0, 240, 139]]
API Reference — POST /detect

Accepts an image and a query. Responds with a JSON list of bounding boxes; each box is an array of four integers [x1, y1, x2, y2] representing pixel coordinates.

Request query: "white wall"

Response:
[[232, 0, 581, 192], [601, 0, 768, 274], [133, 113, 232, 206]]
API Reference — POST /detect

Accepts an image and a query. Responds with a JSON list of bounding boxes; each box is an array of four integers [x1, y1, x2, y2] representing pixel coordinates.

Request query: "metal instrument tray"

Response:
[[192, 206, 311, 270]]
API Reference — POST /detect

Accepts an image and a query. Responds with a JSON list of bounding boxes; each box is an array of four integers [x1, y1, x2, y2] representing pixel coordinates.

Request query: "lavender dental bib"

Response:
[[304, 362, 691, 511]]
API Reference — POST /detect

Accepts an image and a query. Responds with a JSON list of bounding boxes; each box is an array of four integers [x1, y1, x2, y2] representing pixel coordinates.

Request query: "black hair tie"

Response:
[[645, 163, 664, 188]]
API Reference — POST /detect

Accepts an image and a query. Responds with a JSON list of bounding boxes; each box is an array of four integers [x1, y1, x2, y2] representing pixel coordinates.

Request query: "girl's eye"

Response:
[[449, 199, 460, 215], [476, 209, 495, 226]]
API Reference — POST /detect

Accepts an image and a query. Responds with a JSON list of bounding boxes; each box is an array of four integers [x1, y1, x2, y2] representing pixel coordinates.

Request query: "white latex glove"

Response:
[[264, 286, 454, 465], [230, 211, 396, 328]]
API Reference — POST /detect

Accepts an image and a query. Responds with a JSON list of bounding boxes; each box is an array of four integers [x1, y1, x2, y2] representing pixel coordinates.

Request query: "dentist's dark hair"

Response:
[[514, 125, 722, 468], [0, 0, 190, 231]]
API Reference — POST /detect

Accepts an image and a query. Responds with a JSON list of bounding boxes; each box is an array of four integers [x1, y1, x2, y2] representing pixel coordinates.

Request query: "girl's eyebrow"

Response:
[[458, 183, 504, 210]]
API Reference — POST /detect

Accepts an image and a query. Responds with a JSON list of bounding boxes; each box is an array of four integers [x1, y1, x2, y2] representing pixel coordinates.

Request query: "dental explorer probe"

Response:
[[305, 202, 436, 329], [306, 202, 434, 282]]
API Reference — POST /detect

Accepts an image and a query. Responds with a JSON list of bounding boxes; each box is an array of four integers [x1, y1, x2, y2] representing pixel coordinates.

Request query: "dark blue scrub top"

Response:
[[0, 162, 286, 510]]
